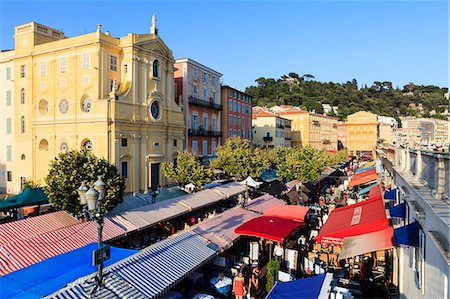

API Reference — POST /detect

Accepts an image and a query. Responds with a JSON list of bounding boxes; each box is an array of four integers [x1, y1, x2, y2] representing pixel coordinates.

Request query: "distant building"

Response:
[[174, 58, 222, 157], [1, 20, 185, 194], [399, 117, 449, 149], [378, 116, 398, 146], [346, 111, 378, 156], [322, 104, 338, 115], [270, 106, 338, 151], [220, 85, 253, 143], [252, 107, 291, 148], [337, 121, 347, 149]]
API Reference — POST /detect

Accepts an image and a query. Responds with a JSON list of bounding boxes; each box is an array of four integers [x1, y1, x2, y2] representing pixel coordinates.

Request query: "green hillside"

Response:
[[245, 73, 449, 124]]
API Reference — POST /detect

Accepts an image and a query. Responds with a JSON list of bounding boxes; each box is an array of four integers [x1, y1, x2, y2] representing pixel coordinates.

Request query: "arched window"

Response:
[[21, 154, 26, 160], [21, 88, 25, 104], [21, 116, 25, 133], [39, 139, 49, 151], [152, 60, 159, 78]]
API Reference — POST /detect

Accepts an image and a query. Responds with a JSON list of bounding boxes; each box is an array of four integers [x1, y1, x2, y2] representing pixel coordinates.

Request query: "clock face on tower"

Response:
[[150, 101, 160, 119]]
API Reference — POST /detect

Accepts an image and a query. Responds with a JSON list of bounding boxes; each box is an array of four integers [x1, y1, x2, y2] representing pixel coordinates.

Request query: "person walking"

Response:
[[233, 272, 246, 299], [248, 273, 259, 299], [274, 242, 284, 263]]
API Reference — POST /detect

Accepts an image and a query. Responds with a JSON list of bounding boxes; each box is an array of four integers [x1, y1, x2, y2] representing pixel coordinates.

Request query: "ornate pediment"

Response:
[[137, 38, 171, 58]]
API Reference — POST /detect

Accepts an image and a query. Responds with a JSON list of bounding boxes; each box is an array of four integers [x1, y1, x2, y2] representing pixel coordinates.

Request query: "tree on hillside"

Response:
[[161, 150, 212, 189], [45, 150, 125, 216], [212, 137, 270, 180]]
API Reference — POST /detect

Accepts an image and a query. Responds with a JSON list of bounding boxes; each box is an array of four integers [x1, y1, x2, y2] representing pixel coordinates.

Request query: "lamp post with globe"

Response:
[[77, 176, 109, 287]]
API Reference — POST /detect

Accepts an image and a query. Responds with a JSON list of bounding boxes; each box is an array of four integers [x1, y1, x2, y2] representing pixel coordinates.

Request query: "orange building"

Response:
[[221, 85, 253, 143], [175, 58, 222, 157]]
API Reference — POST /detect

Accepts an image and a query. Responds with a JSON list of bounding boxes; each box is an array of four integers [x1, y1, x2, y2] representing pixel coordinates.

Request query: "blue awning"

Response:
[[0, 243, 138, 298], [267, 275, 326, 299], [358, 183, 378, 195], [384, 188, 398, 200], [394, 221, 420, 247], [389, 202, 406, 218], [355, 166, 375, 173]]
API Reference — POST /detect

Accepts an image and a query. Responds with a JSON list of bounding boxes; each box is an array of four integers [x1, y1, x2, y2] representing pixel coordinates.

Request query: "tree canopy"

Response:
[[45, 150, 125, 215], [245, 74, 448, 122], [161, 150, 213, 189], [212, 137, 271, 180]]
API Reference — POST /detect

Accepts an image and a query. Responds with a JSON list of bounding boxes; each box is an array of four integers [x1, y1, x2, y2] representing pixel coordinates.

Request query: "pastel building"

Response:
[[346, 111, 378, 156], [174, 58, 222, 157], [337, 121, 347, 150], [252, 107, 291, 148], [2, 19, 185, 194], [270, 106, 338, 151], [220, 85, 253, 142], [0, 50, 15, 193]]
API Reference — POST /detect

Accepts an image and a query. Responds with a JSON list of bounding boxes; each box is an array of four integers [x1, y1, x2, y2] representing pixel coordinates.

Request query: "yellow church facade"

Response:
[[7, 20, 184, 194], [346, 111, 378, 156]]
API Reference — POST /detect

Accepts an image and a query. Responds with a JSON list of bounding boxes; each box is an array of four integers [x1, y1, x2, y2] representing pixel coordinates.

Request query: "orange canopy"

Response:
[[263, 205, 310, 223], [347, 173, 379, 188]]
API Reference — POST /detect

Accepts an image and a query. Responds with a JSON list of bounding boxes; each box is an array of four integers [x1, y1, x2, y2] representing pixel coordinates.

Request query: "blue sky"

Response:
[[0, 0, 448, 90]]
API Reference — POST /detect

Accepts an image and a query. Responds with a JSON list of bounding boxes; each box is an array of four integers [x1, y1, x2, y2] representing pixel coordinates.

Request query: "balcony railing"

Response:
[[188, 128, 223, 137], [263, 136, 273, 141], [188, 96, 223, 110], [285, 137, 292, 140], [322, 139, 331, 144], [276, 124, 285, 129], [285, 124, 291, 128]]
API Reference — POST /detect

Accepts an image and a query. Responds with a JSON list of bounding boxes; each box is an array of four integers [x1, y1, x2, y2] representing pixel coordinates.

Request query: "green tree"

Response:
[[45, 150, 125, 216], [212, 137, 270, 180], [22, 179, 41, 189], [161, 150, 212, 189]]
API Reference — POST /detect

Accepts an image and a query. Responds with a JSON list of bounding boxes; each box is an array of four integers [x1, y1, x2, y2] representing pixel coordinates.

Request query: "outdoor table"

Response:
[[210, 276, 232, 296]]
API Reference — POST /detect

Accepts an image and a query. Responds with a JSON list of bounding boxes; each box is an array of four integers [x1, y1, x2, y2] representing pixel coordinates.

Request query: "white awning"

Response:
[[240, 176, 262, 188]]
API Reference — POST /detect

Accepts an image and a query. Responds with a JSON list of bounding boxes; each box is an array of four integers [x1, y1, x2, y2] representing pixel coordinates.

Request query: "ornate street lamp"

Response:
[[77, 176, 109, 289]]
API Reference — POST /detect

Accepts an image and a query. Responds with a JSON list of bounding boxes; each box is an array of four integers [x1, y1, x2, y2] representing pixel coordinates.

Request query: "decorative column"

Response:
[[436, 154, 446, 200]]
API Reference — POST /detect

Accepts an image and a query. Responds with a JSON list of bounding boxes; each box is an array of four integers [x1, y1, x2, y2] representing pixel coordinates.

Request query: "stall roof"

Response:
[[285, 180, 301, 190], [178, 189, 224, 210], [394, 221, 421, 247], [384, 188, 398, 201], [247, 194, 285, 214], [351, 167, 377, 180], [48, 273, 146, 299], [267, 274, 328, 299], [211, 182, 247, 198], [347, 173, 379, 188], [0, 211, 79, 246], [358, 183, 378, 195], [368, 184, 383, 200], [106, 231, 217, 298], [355, 165, 375, 173], [339, 227, 394, 260], [0, 243, 137, 298], [0, 218, 128, 276], [234, 216, 303, 242], [389, 202, 407, 218], [119, 197, 191, 230], [193, 207, 259, 250], [263, 205, 310, 223], [0, 188, 48, 211], [316, 197, 389, 245], [240, 176, 262, 189]]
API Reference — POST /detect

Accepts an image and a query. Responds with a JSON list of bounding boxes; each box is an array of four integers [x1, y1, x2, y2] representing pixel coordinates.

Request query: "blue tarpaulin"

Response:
[[267, 275, 326, 299], [389, 202, 406, 218], [394, 221, 420, 247], [384, 188, 398, 200], [0, 243, 138, 298], [355, 166, 375, 173], [358, 183, 378, 195]]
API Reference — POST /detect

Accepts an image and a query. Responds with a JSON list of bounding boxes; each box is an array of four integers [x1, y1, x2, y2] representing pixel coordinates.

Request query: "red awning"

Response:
[[263, 205, 310, 223], [347, 173, 379, 188], [352, 168, 377, 180], [316, 197, 389, 245], [234, 216, 303, 242], [368, 184, 383, 200], [339, 227, 394, 260]]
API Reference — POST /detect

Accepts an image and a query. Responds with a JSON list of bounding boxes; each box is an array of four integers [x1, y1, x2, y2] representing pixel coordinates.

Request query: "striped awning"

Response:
[[0, 211, 79, 246], [0, 218, 128, 276], [211, 182, 247, 198], [193, 207, 259, 250], [48, 272, 146, 299], [247, 194, 285, 214], [177, 189, 224, 210], [105, 231, 218, 298]]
